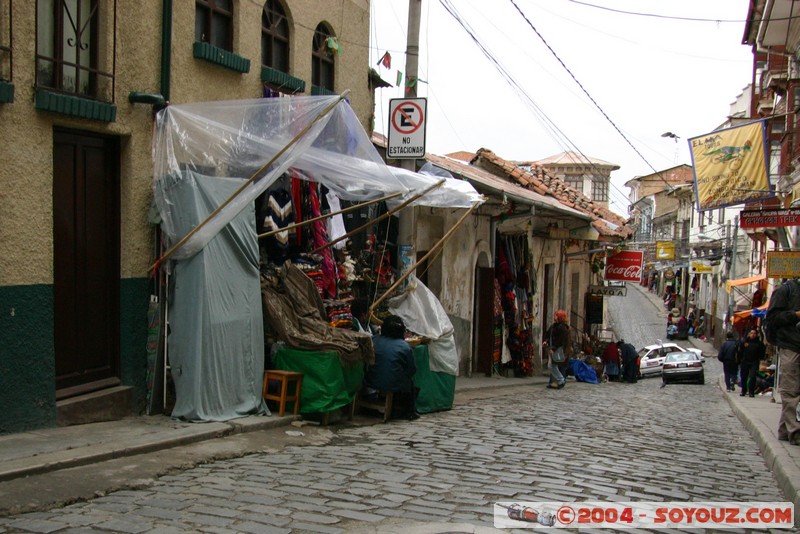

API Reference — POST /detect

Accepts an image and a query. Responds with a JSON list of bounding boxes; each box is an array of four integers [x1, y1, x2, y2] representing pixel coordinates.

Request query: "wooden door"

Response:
[[542, 264, 554, 342], [473, 266, 495, 375], [53, 129, 120, 396]]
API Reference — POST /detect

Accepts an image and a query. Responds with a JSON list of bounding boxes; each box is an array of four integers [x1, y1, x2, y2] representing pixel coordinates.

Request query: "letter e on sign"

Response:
[[387, 98, 427, 160]]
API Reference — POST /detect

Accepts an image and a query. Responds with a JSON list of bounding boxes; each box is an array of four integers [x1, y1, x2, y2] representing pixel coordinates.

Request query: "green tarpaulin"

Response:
[[273, 346, 363, 414], [272, 344, 453, 415], [414, 345, 454, 413]]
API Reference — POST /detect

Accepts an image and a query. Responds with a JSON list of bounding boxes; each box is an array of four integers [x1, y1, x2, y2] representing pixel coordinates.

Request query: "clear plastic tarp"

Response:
[[153, 95, 483, 261]]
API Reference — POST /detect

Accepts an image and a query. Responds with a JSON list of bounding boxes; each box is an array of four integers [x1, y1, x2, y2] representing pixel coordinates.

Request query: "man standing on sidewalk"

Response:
[[718, 331, 739, 392], [764, 280, 800, 445], [737, 329, 765, 398]]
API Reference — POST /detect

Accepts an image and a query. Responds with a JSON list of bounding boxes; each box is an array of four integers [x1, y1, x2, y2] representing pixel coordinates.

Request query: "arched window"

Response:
[[262, 0, 288, 72], [195, 0, 233, 51], [311, 23, 334, 91]]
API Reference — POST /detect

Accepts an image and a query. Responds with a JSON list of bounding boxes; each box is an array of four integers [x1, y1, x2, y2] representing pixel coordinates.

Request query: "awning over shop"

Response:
[[732, 301, 769, 328], [725, 274, 766, 294]]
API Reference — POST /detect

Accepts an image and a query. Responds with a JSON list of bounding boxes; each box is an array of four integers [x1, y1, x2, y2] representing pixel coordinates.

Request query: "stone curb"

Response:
[[719, 374, 800, 527], [0, 415, 297, 483]]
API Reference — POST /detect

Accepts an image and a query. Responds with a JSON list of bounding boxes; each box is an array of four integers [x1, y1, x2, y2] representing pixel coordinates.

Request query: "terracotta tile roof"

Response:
[[532, 151, 619, 169], [473, 148, 632, 239], [425, 153, 592, 221], [444, 151, 477, 162]]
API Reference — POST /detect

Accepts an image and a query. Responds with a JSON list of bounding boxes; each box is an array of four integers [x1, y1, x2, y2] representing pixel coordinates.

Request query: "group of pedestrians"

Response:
[[543, 309, 639, 387], [714, 276, 800, 447], [717, 329, 766, 397], [600, 339, 638, 383]]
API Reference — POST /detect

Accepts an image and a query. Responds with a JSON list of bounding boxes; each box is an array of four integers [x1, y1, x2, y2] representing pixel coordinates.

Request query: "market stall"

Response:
[[151, 95, 482, 421]]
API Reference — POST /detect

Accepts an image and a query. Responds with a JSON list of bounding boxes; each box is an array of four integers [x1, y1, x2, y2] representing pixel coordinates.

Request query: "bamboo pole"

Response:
[[369, 201, 482, 313], [148, 91, 350, 273], [258, 191, 402, 239], [310, 179, 446, 254]]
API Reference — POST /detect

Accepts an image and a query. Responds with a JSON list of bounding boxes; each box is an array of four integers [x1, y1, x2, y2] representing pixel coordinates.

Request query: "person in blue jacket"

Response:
[[364, 314, 419, 420]]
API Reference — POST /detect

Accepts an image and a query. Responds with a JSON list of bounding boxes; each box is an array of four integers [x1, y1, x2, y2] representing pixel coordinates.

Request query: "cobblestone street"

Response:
[[0, 285, 791, 533]]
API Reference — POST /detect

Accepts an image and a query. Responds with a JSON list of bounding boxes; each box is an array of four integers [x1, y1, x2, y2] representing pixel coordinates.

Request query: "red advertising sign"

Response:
[[604, 250, 643, 282], [740, 209, 800, 228]]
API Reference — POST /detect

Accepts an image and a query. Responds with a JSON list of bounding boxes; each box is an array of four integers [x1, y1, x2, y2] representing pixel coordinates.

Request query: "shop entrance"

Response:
[[53, 129, 120, 397], [473, 264, 494, 375]]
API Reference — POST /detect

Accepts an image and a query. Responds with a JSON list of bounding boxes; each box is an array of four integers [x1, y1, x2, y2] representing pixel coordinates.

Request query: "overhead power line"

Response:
[[565, 0, 800, 24], [509, 0, 658, 176], [439, 0, 632, 218]]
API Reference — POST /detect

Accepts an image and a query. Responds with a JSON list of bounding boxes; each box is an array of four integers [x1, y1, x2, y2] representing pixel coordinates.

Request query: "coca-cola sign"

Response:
[[604, 250, 643, 282]]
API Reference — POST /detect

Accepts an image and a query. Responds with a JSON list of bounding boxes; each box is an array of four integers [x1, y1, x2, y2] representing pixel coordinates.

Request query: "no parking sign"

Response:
[[387, 98, 427, 159]]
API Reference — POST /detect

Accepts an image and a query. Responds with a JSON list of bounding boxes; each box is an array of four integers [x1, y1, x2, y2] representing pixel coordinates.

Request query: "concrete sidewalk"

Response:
[[632, 282, 800, 516]]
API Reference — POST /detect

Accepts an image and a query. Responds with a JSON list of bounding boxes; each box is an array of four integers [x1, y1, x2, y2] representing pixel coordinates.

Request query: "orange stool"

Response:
[[262, 370, 303, 416]]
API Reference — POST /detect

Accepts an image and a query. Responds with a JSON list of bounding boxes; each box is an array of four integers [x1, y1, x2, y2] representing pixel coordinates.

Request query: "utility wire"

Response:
[[440, 0, 632, 219], [565, 0, 800, 24], [509, 0, 661, 178]]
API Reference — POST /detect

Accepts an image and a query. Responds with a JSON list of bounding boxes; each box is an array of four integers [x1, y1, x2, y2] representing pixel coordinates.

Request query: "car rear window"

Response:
[[665, 352, 695, 362]]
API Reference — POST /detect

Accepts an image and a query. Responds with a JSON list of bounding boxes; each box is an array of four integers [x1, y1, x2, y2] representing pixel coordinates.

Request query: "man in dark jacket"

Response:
[[765, 279, 800, 444], [364, 315, 418, 420], [737, 329, 766, 397], [717, 331, 739, 392], [618, 340, 638, 383]]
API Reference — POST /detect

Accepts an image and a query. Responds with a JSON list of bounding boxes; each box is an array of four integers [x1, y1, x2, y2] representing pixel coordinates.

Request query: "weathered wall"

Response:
[[438, 211, 491, 376]]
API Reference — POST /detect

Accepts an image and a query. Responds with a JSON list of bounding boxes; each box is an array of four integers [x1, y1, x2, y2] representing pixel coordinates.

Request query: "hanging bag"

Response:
[[549, 325, 566, 363]]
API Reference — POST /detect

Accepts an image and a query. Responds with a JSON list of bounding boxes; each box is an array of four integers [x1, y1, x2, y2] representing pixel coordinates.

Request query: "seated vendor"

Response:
[[363, 314, 419, 420], [351, 299, 378, 336]]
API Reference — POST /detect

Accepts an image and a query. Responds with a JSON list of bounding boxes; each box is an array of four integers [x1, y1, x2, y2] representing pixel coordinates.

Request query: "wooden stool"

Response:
[[354, 388, 394, 423], [262, 370, 303, 417]]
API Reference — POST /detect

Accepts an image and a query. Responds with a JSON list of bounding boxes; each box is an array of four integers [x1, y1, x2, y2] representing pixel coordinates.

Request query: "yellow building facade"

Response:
[[0, 0, 372, 434]]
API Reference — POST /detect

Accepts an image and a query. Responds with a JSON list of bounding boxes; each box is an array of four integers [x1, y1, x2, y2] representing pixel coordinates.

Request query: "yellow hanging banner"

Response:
[[656, 241, 675, 260], [689, 120, 772, 211]]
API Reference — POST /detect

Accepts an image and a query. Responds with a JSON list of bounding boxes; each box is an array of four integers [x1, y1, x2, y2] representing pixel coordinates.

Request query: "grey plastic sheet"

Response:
[[165, 173, 266, 421]]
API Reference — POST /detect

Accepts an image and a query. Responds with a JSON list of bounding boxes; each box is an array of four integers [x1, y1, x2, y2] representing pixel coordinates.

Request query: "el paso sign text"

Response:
[[604, 250, 643, 282]]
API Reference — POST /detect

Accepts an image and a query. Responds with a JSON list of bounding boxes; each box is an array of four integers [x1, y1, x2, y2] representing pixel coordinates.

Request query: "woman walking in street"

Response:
[[543, 309, 571, 389]]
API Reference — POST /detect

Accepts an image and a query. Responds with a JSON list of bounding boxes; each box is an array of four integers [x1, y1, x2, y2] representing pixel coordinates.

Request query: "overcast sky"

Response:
[[367, 0, 754, 216]]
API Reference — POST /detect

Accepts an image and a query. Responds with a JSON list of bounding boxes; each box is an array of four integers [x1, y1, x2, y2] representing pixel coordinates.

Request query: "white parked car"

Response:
[[638, 342, 704, 377]]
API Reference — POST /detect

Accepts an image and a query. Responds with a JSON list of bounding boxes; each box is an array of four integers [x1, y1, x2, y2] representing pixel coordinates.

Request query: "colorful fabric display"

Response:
[[324, 300, 353, 329], [307, 182, 337, 299], [262, 188, 295, 261]]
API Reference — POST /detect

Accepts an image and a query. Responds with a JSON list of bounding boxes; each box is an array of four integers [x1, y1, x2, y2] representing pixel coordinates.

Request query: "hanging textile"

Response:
[[325, 190, 347, 250], [493, 323, 502, 366], [493, 278, 503, 319], [307, 181, 337, 299], [291, 170, 304, 246], [496, 239, 514, 285], [501, 321, 511, 364], [261, 188, 295, 261]]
